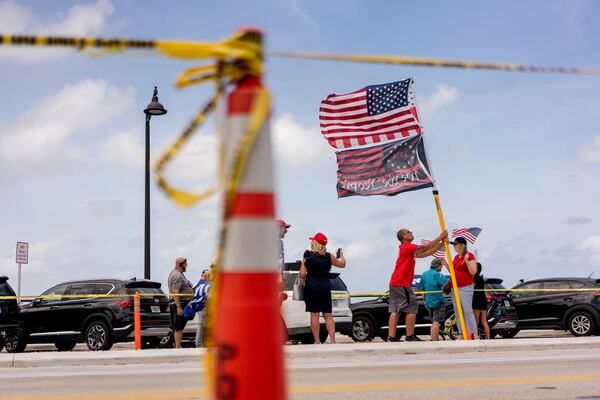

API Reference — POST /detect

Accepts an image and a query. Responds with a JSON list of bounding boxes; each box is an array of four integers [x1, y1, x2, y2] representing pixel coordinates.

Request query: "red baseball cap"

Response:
[[309, 232, 328, 245], [276, 219, 291, 228]]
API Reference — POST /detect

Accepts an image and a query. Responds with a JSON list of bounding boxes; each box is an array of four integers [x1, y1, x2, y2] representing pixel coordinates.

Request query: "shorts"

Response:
[[170, 303, 190, 331], [389, 286, 418, 314], [427, 303, 446, 323]]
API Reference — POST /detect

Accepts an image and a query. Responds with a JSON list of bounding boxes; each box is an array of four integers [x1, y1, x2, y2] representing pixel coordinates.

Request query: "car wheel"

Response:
[[299, 334, 316, 345], [4, 328, 27, 353], [499, 329, 519, 339], [351, 315, 376, 342], [568, 311, 595, 337], [55, 341, 77, 352], [84, 320, 113, 351]]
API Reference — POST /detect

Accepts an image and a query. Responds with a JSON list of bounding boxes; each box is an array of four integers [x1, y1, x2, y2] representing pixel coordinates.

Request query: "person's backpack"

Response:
[[183, 279, 210, 318]]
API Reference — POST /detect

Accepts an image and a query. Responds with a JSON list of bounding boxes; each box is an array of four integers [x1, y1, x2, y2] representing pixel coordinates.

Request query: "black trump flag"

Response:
[[336, 134, 433, 198]]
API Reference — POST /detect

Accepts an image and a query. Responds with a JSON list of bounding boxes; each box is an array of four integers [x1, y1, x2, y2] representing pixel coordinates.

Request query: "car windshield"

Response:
[[330, 276, 348, 291], [0, 282, 13, 296], [486, 283, 506, 290], [125, 287, 164, 295]]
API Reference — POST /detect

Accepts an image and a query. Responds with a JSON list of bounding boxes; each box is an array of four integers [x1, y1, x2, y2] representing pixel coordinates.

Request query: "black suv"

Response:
[[7, 278, 171, 352], [510, 277, 600, 337], [0, 276, 21, 352]]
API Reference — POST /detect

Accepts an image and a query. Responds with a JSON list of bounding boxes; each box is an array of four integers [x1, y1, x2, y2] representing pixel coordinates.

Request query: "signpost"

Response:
[[16, 242, 28, 304]]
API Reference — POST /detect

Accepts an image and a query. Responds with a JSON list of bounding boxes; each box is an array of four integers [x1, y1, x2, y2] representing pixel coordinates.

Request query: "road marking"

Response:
[[2, 373, 600, 399]]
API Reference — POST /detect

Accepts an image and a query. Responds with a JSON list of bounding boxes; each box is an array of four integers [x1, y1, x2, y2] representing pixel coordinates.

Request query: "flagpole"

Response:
[[414, 90, 470, 340]]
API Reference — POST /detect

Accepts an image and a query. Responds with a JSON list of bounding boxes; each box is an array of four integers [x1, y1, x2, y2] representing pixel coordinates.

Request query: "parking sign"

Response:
[[16, 242, 28, 264]]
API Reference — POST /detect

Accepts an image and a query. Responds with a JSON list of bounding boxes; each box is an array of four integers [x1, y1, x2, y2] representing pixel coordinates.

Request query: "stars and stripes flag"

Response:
[[336, 134, 433, 198], [320, 78, 422, 150], [420, 239, 445, 259], [451, 227, 483, 244]]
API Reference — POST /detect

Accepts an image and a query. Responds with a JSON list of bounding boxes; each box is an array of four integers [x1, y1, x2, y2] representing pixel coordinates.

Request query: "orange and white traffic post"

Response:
[[133, 291, 142, 350], [209, 29, 286, 400]]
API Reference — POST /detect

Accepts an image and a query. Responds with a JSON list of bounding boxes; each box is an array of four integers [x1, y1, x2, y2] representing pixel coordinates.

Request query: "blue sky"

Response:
[[1, 0, 600, 296]]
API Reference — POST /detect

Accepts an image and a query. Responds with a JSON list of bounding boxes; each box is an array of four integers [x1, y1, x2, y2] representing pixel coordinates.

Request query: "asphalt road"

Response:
[[1, 346, 600, 399]]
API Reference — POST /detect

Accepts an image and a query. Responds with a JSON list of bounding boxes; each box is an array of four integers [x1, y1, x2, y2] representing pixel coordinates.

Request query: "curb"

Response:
[[1, 337, 599, 368]]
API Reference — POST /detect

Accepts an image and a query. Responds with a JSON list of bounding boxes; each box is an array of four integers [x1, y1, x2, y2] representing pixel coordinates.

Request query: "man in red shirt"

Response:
[[387, 228, 448, 342]]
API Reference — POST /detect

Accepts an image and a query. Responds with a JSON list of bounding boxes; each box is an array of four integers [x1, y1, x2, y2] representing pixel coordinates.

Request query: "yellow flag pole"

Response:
[[431, 190, 470, 340], [415, 108, 470, 340]]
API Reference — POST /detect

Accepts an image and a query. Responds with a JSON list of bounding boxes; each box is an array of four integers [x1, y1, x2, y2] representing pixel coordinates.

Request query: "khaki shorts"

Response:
[[389, 286, 418, 314]]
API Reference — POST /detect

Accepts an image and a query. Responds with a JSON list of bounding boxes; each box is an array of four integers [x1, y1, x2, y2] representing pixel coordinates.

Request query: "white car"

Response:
[[281, 267, 352, 344]]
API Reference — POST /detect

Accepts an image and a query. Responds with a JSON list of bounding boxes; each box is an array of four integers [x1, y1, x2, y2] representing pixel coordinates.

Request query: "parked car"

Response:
[[5, 278, 171, 352], [281, 261, 352, 344], [350, 277, 518, 341], [510, 277, 600, 337], [0, 276, 21, 352], [484, 278, 519, 338]]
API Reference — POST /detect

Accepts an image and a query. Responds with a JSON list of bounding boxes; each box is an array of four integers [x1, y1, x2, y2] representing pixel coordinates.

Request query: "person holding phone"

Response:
[[450, 237, 479, 339], [299, 232, 346, 344]]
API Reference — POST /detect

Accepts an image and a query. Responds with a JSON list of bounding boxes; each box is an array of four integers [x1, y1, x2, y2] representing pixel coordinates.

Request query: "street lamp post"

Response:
[[143, 86, 167, 280]]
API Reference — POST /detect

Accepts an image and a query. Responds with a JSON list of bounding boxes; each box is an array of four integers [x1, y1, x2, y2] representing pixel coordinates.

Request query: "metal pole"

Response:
[[17, 263, 21, 305], [144, 114, 151, 280]]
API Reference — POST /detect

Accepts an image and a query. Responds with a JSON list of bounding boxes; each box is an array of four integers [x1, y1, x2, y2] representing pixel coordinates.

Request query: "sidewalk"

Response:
[[1, 336, 599, 368]]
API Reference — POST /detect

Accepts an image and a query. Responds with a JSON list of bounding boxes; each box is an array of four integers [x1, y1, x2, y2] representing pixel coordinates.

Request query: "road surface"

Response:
[[1, 346, 599, 399]]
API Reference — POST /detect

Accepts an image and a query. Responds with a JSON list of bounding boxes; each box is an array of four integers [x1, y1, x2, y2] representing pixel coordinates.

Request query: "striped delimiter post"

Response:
[[214, 73, 286, 399]]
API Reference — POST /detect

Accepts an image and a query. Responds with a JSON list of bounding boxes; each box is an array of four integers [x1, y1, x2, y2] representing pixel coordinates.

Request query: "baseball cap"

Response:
[[450, 237, 467, 245], [276, 219, 291, 228], [309, 232, 328, 245]]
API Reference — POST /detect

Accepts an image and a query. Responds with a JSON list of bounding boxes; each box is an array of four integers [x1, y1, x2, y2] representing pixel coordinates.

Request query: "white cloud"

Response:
[[100, 131, 144, 169], [0, 79, 134, 175], [160, 133, 218, 185], [272, 113, 331, 168], [581, 235, 600, 265], [344, 241, 374, 260], [0, 0, 114, 62], [581, 235, 600, 252], [577, 135, 600, 163], [419, 85, 458, 121]]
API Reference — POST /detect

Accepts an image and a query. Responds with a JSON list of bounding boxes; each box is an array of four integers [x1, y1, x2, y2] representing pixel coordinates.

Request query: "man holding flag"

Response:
[[387, 228, 447, 342], [320, 77, 474, 340]]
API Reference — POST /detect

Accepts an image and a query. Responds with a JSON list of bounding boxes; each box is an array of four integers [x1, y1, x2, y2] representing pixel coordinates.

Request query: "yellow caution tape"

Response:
[[268, 51, 600, 75], [331, 287, 600, 298], [3, 33, 598, 75], [1, 287, 596, 301]]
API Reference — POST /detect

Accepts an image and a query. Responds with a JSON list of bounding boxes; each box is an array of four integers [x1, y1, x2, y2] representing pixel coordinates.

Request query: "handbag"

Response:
[[292, 275, 305, 301]]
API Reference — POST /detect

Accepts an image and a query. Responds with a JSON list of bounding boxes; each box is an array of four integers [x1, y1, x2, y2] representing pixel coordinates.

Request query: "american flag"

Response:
[[336, 134, 433, 197], [421, 239, 446, 259], [320, 79, 422, 150], [452, 227, 482, 244]]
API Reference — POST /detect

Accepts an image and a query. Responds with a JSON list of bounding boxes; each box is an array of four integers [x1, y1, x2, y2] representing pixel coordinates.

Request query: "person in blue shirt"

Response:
[[418, 258, 449, 341]]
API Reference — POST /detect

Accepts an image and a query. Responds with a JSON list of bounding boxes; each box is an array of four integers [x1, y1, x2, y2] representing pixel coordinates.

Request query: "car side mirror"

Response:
[[378, 296, 389, 303], [32, 298, 42, 307]]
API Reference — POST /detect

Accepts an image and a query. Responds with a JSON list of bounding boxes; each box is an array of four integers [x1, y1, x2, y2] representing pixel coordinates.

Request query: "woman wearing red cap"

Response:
[[299, 232, 346, 344]]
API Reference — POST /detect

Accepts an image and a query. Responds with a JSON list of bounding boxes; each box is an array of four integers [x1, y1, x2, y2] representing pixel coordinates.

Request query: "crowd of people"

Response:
[[165, 218, 488, 348]]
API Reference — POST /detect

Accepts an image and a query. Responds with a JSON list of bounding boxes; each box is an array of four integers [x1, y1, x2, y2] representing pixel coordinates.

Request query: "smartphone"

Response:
[[336, 248, 342, 258]]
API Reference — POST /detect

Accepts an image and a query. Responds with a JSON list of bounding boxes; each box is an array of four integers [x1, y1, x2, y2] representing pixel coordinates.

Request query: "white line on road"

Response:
[[1, 352, 600, 379]]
